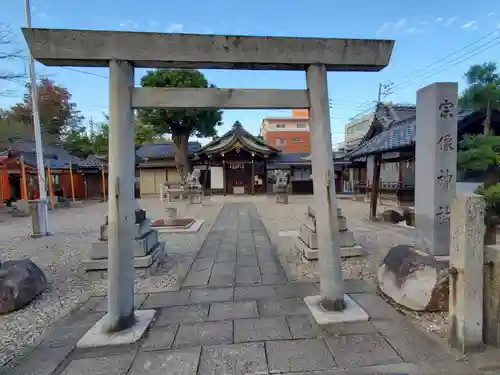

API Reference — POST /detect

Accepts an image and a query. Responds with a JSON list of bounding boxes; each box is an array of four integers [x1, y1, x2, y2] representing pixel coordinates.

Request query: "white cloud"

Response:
[[405, 27, 423, 35], [376, 22, 392, 36], [394, 18, 407, 29], [436, 17, 443, 23], [445, 16, 457, 26], [462, 20, 477, 29], [166, 23, 184, 33], [488, 12, 495, 17]]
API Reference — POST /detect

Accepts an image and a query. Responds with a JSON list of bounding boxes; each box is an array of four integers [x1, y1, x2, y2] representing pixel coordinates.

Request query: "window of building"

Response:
[[275, 138, 286, 146], [296, 123, 307, 129], [291, 137, 301, 142], [276, 124, 286, 128]]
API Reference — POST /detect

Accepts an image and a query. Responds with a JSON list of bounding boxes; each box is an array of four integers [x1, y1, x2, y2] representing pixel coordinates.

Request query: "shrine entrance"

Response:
[[22, 26, 393, 333]]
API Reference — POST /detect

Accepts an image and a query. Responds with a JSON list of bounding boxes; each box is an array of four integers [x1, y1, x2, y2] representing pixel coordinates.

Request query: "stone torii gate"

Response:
[[23, 28, 394, 344]]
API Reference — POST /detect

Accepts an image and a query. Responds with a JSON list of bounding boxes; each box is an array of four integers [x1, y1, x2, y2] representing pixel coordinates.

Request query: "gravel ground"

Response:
[[0, 197, 222, 367], [254, 195, 448, 339]]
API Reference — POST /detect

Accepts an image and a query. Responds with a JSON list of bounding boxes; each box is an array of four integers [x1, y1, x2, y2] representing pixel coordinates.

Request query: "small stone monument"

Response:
[[186, 169, 203, 204], [83, 208, 166, 279], [293, 205, 364, 260], [275, 170, 289, 204]]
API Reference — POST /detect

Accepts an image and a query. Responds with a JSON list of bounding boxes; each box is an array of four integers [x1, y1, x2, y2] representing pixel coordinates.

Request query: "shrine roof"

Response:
[[136, 141, 202, 159], [347, 109, 483, 158], [195, 123, 281, 156]]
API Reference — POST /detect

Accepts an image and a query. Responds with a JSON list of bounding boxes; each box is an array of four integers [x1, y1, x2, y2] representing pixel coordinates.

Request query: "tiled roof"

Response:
[[79, 154, 108, 168], [269, 152, 310, 164], [348, 109, 480, 158], [136, 141, 202, 159], [349, 117, 416, 158]]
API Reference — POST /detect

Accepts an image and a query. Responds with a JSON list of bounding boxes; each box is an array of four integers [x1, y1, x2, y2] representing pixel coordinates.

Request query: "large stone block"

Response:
[[84, 242, 166, 274], [91, 230, 159, 259], [377, 245, 449, 312], [100, 221, 152, 241], [294, 237, 364, 261], [0, 259, 47, 314]]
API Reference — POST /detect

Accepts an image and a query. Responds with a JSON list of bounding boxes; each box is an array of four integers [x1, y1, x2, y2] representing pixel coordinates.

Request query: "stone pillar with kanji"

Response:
[[415, 82, 458, 256]]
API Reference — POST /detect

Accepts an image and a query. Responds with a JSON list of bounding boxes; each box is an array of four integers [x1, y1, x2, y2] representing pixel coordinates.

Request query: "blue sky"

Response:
[[1, 0, 499, 146]]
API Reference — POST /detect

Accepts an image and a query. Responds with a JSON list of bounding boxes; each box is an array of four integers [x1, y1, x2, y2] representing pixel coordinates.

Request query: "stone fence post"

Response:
[[449, 193, 485, 353]]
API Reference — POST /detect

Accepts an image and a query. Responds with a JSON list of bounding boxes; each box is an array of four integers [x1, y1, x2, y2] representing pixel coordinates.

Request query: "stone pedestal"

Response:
[[415, 82, 458, 256], [83, 209, 167, 279], [293, 205, 364, 260]]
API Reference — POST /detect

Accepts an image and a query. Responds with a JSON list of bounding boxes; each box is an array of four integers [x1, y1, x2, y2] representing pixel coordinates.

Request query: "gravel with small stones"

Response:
[[254, 195, 448, 338], [0, 198, 222, 368]]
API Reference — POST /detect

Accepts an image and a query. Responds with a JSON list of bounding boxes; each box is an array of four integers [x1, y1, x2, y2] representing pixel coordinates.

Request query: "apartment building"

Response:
[[344, 113, 373, 151], [260, 111, 311, 153]]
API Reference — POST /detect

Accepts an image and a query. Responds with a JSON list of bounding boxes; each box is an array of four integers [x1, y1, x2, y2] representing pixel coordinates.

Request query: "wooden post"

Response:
[[222, 157, 227, 196], [251, 154, 255, 195], [46, 163, 55, 210], [369, 153, 382, 221], [101, 167, 106, 201], [0, 164, 4, 206], [202, 160, 210, 196], [69, 156, 76, 202], [20, 155, 28, 200]]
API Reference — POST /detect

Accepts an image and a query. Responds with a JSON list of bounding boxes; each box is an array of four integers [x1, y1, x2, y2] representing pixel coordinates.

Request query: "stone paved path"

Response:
[[5, 203, 490, 374]]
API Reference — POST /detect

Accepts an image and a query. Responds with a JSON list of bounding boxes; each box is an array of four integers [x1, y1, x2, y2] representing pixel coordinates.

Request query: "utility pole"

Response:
[[24, 0, 49, 235], [377, 82, 394, 103]]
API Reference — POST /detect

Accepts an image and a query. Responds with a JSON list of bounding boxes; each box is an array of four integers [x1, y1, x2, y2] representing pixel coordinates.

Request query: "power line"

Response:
[[60, 67, 109, 78]]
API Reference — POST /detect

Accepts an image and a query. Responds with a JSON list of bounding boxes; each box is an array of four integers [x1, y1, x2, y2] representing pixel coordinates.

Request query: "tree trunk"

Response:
[[172, 133, 191, 184], [483, 100, 491, 135], [484, 224, 497, 246]]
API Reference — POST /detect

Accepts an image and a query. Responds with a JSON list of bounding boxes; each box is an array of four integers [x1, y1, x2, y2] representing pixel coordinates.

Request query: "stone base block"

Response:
[[293, 237, 364, 260], [77, 309, 156, 348], [299, 225, 356, 250], [377, 245, 449, 312], [304, 294, 369, 325], [154, 219, 204, 233], [83, 242, 166, 280], [91, 230, 159, 259], [276, 193, 289, 204], [100, 221, 151, 241]]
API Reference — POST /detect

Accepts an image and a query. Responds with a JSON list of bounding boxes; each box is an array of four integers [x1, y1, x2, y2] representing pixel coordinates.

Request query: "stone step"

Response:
[[91, 229, 159, 259], [299, 224, 356, 250], [100, 220, 152, 241], [84, 241, 167, 272], [293, 236, 365, 261]]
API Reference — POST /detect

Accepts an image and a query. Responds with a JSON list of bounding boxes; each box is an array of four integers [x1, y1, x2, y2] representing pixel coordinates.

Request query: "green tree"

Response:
[[135, 121, 171, 146], [459, 62, 500, 135], [458, 134, 500, 244], [6, 78, 84, 142], [137, 69, 222, 182]]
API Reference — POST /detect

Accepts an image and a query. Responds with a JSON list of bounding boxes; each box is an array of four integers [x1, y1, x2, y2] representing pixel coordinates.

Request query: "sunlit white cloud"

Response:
[[376, 22, 392, 36], [166, 23, 184, 33], [445, 16, 457, 26], [462, 20, 477, 29]]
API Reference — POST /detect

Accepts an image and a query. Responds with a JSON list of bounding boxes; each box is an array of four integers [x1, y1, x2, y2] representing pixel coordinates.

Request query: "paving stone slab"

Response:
[[129, 347, 200, 375], [234, 317, 291, 342], [11, 346, 73, 375], [261, 272, 288, 284], [236, 266, 262, 284], [141, 324, 178, 351], [182, 268, 211, 287], [326, 333, 403, 368], [259, 261, 280, 274], [372, 320, 454, 364], [95, 294, 148, 312], [191, 258, 215, 271], [343, 279, 377, 294], [209, 301, 259, 320], [286, 315, 324, 339], [266, 339, 337, 372], [321, 321, 379, 336], [209, 263, 236, 286], [189, 287, 234, 303], [142, 290, 191, 309], [349, 293, 405, 321], [276, 282, 319, 298], [236, 255, 258, 266], [40, 312, 105, 348], [174, 321, 233, 348], [198, 342, 268, 375], [234, 285, 278, 300], [59, 353, 136, 375], [215, 252, 237, 263], [155, 304, 209, 326], [258, 298, 309, 317]]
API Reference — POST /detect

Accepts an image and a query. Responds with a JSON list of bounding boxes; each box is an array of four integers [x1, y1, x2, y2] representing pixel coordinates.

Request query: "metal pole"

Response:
[[107, 59, 136, 332], [306, 64, 345, 310], [24, 0, 49, 235]]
